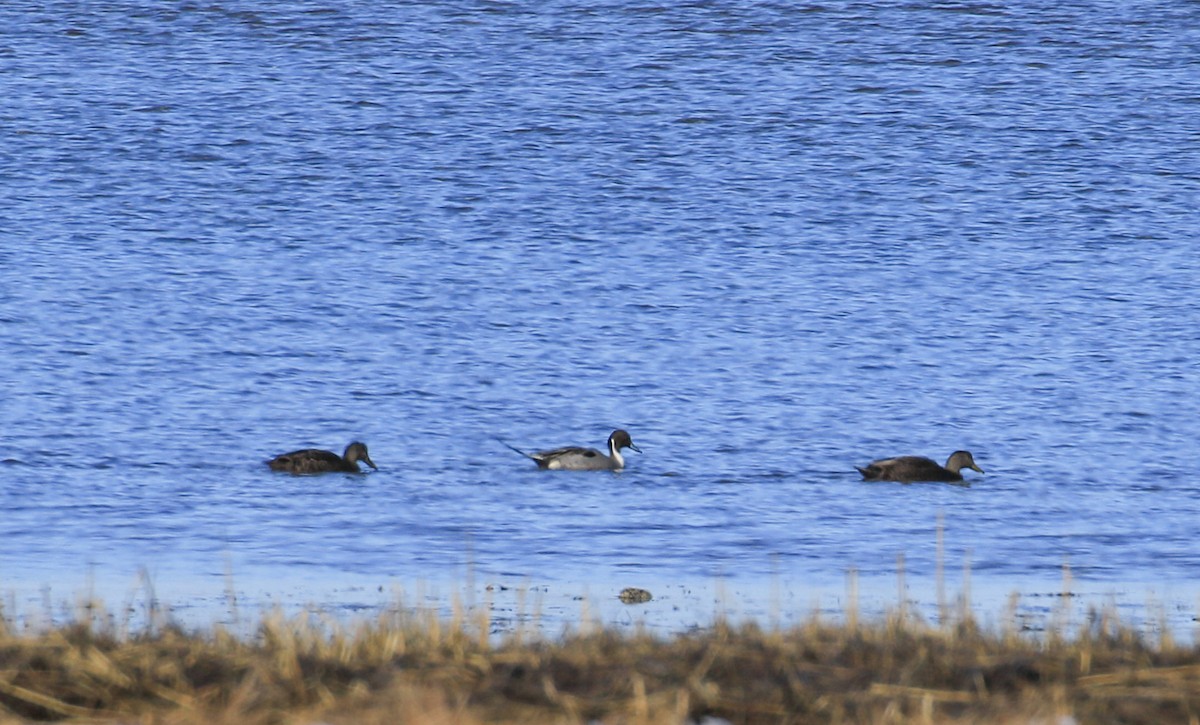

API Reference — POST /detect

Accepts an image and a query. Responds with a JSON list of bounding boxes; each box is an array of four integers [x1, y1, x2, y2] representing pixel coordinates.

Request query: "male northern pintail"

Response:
[[502, 429, 641, 471], [856, 450, 983, 483], [267, 441, 378, 474]]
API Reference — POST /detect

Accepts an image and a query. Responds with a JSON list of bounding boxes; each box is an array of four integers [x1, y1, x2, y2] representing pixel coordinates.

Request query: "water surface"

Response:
[[2, 0, 1199, 632]]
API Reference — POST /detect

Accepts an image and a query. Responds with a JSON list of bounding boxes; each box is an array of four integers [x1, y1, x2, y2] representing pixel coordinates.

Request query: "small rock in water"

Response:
[[618, 587, 652, 604]]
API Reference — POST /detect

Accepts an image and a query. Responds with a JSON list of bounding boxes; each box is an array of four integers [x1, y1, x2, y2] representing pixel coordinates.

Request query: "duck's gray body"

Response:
[[268, 441, 377, 474], [505, 429, 641, 471], [856, 450, 983, 483]]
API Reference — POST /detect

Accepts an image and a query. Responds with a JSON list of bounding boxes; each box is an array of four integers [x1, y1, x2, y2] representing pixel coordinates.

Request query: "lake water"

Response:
[[3, 0, 1200, 636]]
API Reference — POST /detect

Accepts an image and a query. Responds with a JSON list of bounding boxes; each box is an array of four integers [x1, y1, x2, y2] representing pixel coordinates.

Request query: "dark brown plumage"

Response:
[[856, 450, 983, 483], [267, 441, 377, 474]]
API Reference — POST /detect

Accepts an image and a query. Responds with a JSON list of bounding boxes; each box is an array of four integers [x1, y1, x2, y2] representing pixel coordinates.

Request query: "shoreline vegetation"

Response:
[[1, 580, 1199, 724]]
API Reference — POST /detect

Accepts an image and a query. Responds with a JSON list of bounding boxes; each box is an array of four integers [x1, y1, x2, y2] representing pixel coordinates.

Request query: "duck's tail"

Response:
[[855, 466, 876, 481], [495, 437, 533, 459]]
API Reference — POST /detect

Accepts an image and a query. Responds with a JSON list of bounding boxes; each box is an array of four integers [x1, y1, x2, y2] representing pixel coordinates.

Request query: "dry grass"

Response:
[[0, 592, 1199, 725]]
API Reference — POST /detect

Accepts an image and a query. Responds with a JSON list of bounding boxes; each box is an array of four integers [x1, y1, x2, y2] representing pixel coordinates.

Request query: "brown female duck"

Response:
[[267, 441, 377, 474], [856, 450, 983, 483]]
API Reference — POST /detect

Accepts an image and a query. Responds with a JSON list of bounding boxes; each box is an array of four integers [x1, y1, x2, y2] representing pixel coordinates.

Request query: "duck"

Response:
[[267, 441, 377, 474], [501, 429, 642, 471], [856, 450, 983, 483]]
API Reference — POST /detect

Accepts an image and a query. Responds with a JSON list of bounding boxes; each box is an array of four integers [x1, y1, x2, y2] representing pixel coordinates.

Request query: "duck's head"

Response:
[[946, 450, 983, 474], [609, 429, 641, 454], [344, 441, 378, 470]]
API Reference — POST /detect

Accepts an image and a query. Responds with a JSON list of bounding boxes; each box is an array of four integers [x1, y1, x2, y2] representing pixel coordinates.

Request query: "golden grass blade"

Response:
[[0, 678, 111, 719]]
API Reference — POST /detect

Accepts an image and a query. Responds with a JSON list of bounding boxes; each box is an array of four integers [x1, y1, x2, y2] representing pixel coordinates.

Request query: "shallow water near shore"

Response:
[[8, 567, 1200, 647], [3, 1, 1200, 636]]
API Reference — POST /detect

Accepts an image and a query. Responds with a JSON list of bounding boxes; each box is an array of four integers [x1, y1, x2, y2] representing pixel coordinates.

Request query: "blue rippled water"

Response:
[[2, 1, 1199, 630]]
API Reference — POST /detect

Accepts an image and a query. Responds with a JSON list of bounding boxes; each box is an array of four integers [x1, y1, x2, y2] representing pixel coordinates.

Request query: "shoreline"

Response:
[[6, 567, 1196, 644], [0, 578, 1196, 724]]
